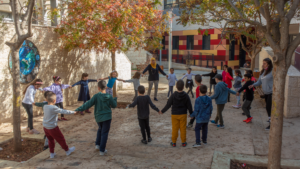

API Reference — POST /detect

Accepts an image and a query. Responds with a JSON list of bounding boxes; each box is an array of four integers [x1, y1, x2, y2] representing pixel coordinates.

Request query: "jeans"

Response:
[[138, 118, 151, 140], [148, 80, 159, 98], [133, 90, 138, 101], [242, 100, 252, 118], [187, 87, 194, 98], [195, 123, 208, 143], [44, 126, 69, 153], [96, 119, 112, 152], [55, 102, 64, 117], [214, 104, 225, 126], [22, 103, 33, 129], [168, 86, 174, 97], [209, 84, 215, 93], [234, 88, 241, 105], [264, 94, 272, 117]]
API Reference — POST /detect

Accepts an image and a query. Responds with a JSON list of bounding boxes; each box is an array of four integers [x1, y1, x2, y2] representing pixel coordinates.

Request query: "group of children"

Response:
[[21, 64, 259, 158]]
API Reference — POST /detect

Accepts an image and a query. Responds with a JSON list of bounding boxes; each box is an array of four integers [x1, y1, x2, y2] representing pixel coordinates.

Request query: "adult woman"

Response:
[[249, 58, 273, 130], [22, 79, 43, 134], [142, 58, 167, 101]]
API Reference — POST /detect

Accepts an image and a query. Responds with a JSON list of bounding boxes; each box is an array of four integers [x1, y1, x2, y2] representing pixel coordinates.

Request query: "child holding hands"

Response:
[[98, 70, 123, 96], [123, 72, 141, 101]]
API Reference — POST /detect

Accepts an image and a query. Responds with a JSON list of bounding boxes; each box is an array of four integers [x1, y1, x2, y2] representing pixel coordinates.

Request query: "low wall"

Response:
[[0, 23, 131, 124]]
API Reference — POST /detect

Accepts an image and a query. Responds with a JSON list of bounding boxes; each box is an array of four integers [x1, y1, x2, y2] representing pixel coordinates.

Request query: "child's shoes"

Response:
[[217, 125, 225, 129], [170, 142, 176, 147], [66, 146, 75, 156], [182, 142, 187, 147], [154, 97, 158, 101], [95, 145, 100, 150], [148, 137, 152, 142], [210, 120, 218, 125], [192, 143, 201, 148], [244, 117, 253, 123], [61, 117, 68, 121], [50, 153, 56, 158], [187, 122, 193, 128], [141, 140, 147, 144], [232, 104, 241, 108], [202, 140, 207, 145], [99, 149, 107, 156]]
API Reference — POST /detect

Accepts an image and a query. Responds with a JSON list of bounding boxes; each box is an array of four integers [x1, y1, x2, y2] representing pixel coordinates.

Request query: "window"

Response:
[[164, 0, 185, 9], [202, 35, 210, 50], [187, 35, 194, 50], [173, 36, 179, 50]]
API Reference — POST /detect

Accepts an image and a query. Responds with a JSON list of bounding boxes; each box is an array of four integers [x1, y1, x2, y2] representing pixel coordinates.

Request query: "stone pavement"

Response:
[[0, 69, 300, 169]]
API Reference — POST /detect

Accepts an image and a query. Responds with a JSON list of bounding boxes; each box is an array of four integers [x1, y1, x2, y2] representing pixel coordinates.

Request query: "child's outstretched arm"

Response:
[[61, 84, 71, 89], [75, 96, 96, 112], [210, 86, 220, 99], [128, 98, 137, 108], [158, 65, 167, 76], [124, 79, 134, 83], [181, 74, 188, 80], [72, 81, 81, 87], [53, 107, 75, 115], [228, 89, 237, 95], [147, 96, 160, 112], [116, 78, 124, 81], [142, 65, 150, 75], [88, 79, 97, 83], [98, 77, 109, 81], [34, 102, 48, 107]]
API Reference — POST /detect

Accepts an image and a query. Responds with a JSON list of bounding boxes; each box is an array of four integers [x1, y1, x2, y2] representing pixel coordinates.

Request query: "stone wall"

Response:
[[284, 65, 300, 118], [0, 23, 131, 124]]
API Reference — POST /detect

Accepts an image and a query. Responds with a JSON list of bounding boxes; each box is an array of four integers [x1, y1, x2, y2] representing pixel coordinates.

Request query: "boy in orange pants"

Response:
[[160, 80, 193, 147]]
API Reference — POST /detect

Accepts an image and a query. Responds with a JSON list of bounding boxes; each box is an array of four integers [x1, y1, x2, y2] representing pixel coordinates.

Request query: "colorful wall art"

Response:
[[9, 40, 41, 84]]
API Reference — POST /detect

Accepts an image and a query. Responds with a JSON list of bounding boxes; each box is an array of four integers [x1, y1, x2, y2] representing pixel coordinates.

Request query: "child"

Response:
[[224, 67, 233, 102], [72, 73, 98, 115], [43, 76, 72, 121], [181, 68, 196, 98], [123, 72, 141, 101], [22, 79, 43, 134], [233, 70, 243, 108], [187, 74, 202, 128], [43, 92, 76, 158], [222, 65, 228, 82], [241, 70, 257, 114], [160, 80, 193, 147], [128, 85, 160, 144], [98, 70, 124, 96], [33, 91, 55, 150], [210, 74, 236, 128], [236, 74, 254, 123], [167, 68, 177, 99], [201, 67, 217, 96], [75, 80, 117, 156], [190, 85, 213, 147]]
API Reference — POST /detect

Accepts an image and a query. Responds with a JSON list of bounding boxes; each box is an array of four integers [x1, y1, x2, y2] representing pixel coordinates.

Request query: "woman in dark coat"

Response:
[[142, 58, 167, 101], [72, 73, 97, 114], [201, 67, 217, 96]]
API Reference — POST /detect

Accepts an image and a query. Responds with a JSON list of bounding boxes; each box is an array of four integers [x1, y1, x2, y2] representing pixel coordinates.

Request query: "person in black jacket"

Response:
[[236, 74, 254, 123], [142, 58, 167, 101], [201, 67, 217, 96], [128, 85, 160, 144], [160, 80, 193, 147]]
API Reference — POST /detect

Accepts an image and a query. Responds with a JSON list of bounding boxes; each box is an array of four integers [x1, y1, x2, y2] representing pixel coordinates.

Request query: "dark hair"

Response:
[[81, 73, 89, 80], [260, 58, 273, 76], [53, 76, 61, 82], [170, 68, 174, 71], [244, 74, 252, 79], [98, 80, 107, 90], [235, 70, 242, 78], [187, 68, 192, 71], [212, 66, 217, 73], [215, 74, 223, 80], [176, 80, 184, 91], [247, 61, 250, 64], [44, 91, 54, 98], [46, 92, 56, 103], [200, 85, 207, 94], [133, 72, 141, 79], [23, 79, 43, 95], [227, 67, 233, 78], [138, 85, 145, 94], [246, 70, 253, 76], [195, 74, 202, 83], [224, 65, 228, 69]]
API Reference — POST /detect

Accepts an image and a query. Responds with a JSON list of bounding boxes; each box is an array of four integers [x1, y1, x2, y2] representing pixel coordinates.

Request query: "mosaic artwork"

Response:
[[9, 40, 40, 84]]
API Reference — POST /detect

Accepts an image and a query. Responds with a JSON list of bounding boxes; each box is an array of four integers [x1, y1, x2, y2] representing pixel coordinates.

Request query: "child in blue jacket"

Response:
[[190, 85, 213, 147], [210, 74, 236, 129]]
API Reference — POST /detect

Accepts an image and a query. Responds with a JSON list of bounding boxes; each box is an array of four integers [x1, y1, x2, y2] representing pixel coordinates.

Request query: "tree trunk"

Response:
[[250, 56, 255, 71], [267, 59, 287, 169], [111, 50, 117, 97], [11, 48, 22, 152]]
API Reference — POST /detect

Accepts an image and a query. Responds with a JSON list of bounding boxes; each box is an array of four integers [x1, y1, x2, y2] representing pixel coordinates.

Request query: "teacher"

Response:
[[249, 58, 273, 131], [142, 58, 167, 101]]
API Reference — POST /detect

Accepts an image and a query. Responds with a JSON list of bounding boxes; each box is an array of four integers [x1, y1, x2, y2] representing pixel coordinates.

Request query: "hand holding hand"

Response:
[[236, 92, 240, 96], [69, 86, 72, 88], [158, 111, 163, 115], [32, 102, 35, 105], [249, 85, 254, 89]]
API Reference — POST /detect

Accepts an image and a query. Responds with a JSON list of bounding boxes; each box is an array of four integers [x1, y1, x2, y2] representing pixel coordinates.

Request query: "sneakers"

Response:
[[232, 104, 241, 108], [80, 111, 84, 115], [85, 109, 91, 113], [244, 117, 253, 123], [50, 153, 56, 158], [210, 120, 218, 125], [192, 143, 201, 148], [66, 146, 75, 156], [202, 140, 207, 145], [95, 145, 100, 150], [217, 125, 225, 129], [154, 97, 158, 101], [182, 142, 187, 147], [141, 140, 147, 144], [61, 117, 68, 121], [170, 142, 176, 147], [31, 129, 40, 134], [148, 137, 152, 142], [100, 150, 107, 156], [265, 125, 270, 131], [187, 122, 193, 128]]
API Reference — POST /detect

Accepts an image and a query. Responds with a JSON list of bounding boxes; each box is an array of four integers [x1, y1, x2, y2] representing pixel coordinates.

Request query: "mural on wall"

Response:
[[9, 40, 40, 84]]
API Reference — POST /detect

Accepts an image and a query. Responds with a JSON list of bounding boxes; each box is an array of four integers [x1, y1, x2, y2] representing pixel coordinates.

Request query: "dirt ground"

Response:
[[0, 69, 300, 169]]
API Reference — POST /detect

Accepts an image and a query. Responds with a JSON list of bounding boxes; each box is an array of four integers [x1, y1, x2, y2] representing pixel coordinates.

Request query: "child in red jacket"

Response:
[[224, 67, 233, 102]]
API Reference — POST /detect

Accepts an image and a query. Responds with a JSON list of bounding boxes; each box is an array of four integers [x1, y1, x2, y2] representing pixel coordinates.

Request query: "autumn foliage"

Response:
[[55, 0, 169, 52]]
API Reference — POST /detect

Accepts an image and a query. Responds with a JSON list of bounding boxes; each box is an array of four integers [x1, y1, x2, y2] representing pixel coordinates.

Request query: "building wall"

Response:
[[125, 49, 150, 69], [0, 23, 131, 124]]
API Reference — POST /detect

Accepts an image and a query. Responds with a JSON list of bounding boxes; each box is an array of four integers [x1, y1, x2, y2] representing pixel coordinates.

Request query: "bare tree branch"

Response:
[[227, 0, 244, 18], [11, 0, 21, 37], [25, 0, 35, 37], [286, 0, 300, 21], [275, 0, 285, 17]]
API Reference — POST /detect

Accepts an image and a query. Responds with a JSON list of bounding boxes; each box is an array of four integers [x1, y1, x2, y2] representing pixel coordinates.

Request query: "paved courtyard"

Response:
[[0, 69, 300, 169]]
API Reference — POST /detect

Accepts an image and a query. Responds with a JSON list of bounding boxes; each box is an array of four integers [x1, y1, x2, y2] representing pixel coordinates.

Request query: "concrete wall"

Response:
[[125, 49, 151, 69], [284, 65, 300, 118], [0, 23, 131, 124]]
